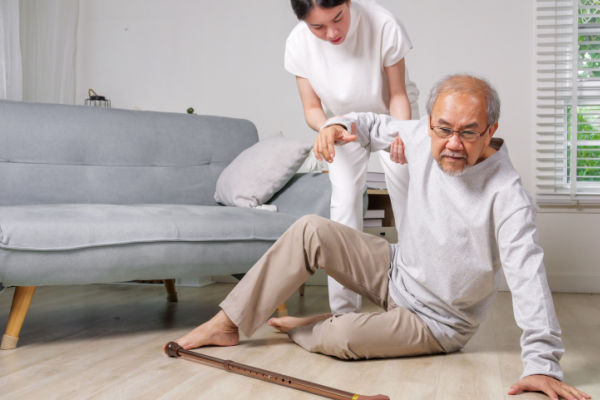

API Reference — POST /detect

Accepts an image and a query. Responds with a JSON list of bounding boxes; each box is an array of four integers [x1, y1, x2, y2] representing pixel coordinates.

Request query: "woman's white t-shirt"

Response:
[[284, 0, 418, 116]]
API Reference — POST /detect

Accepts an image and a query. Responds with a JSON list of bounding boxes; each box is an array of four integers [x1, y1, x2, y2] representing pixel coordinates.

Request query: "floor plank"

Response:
[[0, 284, 598, 400]]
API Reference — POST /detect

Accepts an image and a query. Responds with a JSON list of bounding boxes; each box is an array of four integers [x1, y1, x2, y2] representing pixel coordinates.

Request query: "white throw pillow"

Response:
[[214, 134, 312, 208]]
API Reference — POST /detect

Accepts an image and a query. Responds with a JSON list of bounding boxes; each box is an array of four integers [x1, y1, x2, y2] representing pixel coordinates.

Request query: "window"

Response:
[[536, 0, 600, 205]]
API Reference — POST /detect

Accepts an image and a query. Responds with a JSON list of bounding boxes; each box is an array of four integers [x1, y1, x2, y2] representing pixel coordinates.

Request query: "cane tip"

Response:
[[357, 395, 390, 400], [164, 341, 182, 357]]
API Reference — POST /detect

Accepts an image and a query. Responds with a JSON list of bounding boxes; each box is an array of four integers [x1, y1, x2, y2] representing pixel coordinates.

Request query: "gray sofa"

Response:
[[0, 100, 331, 349]]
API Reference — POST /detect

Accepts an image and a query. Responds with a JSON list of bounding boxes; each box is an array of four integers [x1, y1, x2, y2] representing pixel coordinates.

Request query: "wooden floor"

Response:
[[0, 283, 598, 400]]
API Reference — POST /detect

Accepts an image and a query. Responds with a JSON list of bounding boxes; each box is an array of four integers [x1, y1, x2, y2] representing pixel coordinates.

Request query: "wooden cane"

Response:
[[164, 342, 389, 400]]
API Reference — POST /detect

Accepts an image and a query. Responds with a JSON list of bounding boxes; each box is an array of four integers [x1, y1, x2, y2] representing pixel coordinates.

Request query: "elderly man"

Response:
[[172, 75, 589, 400]]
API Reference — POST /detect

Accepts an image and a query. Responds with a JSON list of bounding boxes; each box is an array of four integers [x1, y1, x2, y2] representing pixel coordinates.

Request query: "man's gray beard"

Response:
[[436, 159, 469, 176]]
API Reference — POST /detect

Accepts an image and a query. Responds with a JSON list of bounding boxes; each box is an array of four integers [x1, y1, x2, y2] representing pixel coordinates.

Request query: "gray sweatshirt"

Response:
[[325, 113, 564, 380]]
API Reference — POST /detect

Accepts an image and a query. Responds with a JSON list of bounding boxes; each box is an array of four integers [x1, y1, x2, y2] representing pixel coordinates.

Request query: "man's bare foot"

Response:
[[167, 310, 239, 351], [268, 313, 332, 333]]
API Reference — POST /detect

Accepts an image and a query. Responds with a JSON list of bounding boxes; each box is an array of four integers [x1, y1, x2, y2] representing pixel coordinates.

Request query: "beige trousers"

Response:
[[220, 215, 443, 360]]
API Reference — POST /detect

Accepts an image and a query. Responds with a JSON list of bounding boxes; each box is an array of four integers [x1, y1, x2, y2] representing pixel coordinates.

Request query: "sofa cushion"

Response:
[[0, 204, 297, 251], [0, 100, 259, 206]]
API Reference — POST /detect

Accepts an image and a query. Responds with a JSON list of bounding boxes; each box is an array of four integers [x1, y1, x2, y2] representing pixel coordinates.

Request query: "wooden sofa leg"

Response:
[[277, 303, 288, 317], [1, 286, 36, 350], [276, 284, 308, 317], [164, 279, 178, 303]]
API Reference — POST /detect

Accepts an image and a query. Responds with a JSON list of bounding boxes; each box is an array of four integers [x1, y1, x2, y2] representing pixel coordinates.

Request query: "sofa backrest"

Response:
[[0, 100, 258, 206]]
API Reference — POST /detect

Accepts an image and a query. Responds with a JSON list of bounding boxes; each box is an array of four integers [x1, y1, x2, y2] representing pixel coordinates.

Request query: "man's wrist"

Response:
[[320, 116, 351, 132], [521, 369, 563, 382]]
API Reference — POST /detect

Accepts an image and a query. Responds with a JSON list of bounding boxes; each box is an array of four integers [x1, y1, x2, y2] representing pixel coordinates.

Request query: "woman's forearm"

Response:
[[385, 59, 411, 121], [296, 76, 328, 132], [304, 106, 329, 132], [389, 93, 411, 121]]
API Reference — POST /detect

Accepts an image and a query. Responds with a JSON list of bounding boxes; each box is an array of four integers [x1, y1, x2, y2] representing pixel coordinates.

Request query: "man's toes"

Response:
[[268, 318, 280, 327]]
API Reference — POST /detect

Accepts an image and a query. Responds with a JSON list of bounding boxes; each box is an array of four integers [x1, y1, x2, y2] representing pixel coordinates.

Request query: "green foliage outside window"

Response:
[[568, 110, 600, 181], [565, 1, 600, 182]]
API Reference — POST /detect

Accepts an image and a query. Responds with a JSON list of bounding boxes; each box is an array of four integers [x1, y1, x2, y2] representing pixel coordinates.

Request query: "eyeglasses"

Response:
[[429, 121, 490, 143]]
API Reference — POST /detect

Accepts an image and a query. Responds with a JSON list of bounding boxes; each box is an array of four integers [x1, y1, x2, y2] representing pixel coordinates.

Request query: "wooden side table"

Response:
[[364, 189, 397, 243]]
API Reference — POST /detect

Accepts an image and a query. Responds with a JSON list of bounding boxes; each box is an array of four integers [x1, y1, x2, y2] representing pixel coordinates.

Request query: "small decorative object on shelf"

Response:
[[84, 88, 111, 108], [186, 107, 195, 114]]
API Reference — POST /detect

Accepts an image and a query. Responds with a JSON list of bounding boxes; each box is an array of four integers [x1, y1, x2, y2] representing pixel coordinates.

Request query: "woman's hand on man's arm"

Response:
[[385, 59, 409, 164], [389, 136, 407, 164]]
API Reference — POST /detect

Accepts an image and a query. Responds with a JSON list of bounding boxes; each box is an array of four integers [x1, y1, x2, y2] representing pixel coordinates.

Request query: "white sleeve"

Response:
[[284, 31, 308, 78], [381, 19, 413, 67], [323, 112, 414, 152], [497, 205, 564, 380]]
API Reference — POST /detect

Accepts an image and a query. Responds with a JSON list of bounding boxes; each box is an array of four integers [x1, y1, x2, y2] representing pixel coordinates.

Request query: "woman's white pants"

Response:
[[327, 142, 409, 313]]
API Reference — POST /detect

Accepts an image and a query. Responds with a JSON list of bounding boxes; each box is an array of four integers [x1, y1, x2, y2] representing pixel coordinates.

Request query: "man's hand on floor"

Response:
[[508, 374, 591, 400]]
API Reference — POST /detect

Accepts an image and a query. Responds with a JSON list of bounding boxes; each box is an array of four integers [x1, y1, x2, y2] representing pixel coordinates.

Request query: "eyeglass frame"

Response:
[[429, 117, 490, 143]]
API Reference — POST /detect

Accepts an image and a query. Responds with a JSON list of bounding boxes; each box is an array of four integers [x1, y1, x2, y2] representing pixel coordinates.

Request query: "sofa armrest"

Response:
[[268, 173, 331, 218]]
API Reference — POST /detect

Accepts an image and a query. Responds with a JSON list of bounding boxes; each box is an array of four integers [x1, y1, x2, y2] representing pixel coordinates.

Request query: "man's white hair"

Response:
[[426, 74, 501, 126]]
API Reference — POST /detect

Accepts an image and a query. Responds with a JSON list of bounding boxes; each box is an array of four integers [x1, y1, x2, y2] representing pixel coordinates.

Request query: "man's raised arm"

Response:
[[325, 112, 401, 150], [315, 112, 413, 163]]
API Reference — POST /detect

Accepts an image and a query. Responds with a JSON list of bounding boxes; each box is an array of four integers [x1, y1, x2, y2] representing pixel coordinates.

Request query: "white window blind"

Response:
[[536, 0, 600, 205]]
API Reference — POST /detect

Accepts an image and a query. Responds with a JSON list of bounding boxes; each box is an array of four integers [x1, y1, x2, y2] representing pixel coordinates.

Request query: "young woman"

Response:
[[285, 0, 418, 313]]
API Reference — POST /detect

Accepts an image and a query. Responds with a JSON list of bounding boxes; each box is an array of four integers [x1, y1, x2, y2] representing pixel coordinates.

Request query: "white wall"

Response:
[[76, 0, 304, 138], [76, 0, 600, 292]]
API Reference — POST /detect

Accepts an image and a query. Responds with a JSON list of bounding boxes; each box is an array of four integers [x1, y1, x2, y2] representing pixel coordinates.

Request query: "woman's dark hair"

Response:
[[290, 0, 348, 20]]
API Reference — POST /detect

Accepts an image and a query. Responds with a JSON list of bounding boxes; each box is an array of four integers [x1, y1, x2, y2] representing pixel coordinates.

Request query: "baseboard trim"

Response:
[[547, 275, 600, 293]]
